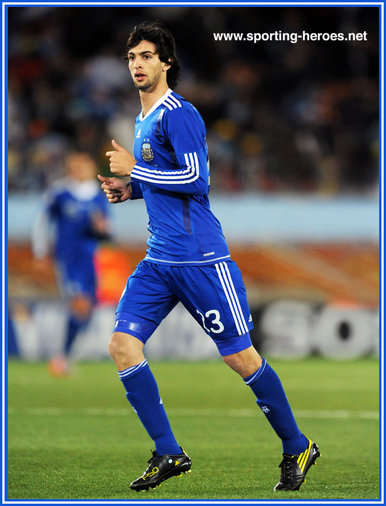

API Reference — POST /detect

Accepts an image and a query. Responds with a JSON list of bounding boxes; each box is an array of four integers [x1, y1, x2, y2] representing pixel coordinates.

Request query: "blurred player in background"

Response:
[[32, 151, 110, 376], [98, 21, 320, 493]]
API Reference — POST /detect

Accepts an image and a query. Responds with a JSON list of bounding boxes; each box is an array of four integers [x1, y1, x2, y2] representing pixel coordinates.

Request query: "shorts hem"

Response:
[[114, 312, 158, 343], [215, 332, 253, 356], [144, 255, 231, 266], [113, 324, 147, 345]]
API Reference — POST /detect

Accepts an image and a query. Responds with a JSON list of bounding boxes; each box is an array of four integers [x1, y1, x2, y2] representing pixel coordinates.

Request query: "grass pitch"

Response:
[[7, 358, 379, 501]]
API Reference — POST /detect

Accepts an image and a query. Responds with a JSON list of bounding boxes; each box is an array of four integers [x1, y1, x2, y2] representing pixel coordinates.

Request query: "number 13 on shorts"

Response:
[[196, 309, 225, 334], [188, 261, 253, 340]]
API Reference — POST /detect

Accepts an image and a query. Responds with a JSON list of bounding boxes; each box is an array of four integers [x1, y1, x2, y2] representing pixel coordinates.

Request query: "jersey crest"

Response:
[[141, 142, 154, 162]]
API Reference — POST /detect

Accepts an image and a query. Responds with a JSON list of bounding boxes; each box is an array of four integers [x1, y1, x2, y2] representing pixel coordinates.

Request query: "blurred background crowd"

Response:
[[8, 5, 379, 195], [7, 5, 379, 362]]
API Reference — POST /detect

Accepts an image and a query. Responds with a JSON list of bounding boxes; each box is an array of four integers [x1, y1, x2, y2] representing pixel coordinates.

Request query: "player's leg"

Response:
[[65, 293, 93, 355], [222, 345, 308, 452], [174, 260, 319, 490], [66, 255, 97, 352], [49, 259, 95, 376], [108, 329, 181, 454], [108, 329, 145, 370], [110, 261, 191, 490], [223, 346, 320, 491]]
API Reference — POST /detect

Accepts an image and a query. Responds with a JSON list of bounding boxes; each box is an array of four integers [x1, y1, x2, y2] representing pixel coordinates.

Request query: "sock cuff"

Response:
[[118, 359, 148, 381], [243, 357, 267, 386]]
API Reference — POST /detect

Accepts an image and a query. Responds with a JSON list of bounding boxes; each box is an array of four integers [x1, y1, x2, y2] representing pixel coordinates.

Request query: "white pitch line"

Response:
[[7, 407, 379, 420]]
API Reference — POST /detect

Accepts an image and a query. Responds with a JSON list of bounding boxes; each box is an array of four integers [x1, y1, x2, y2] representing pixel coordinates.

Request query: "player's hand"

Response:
[[89, 210, 111, 240], [106, 139, 137, 176], [97, 175, 132, 204]]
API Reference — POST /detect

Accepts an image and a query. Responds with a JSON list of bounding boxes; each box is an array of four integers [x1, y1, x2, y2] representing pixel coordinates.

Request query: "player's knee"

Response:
[[108, 332, 145, 369], [70, 295, 93, 320], [222, 346, 262, 378], [108, 333, 120, 360]]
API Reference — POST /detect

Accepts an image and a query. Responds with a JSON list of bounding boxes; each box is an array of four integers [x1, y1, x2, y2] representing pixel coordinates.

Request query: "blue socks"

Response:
[[64, 316, 84, 355], [119, 356, 306, 456], [119, 360, 181, 456], [244, 358, 308, 455]]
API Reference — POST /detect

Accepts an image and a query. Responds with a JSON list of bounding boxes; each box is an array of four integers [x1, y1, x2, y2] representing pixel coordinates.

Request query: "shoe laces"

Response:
[[279, 455, 297, 483], [146, 450, 161, 464], [148, 450, 157, 462], [141, 451, 159, 474]]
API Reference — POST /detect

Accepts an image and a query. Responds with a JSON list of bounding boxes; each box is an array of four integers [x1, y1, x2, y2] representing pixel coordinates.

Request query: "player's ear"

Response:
[[163, 58, 172, 72]]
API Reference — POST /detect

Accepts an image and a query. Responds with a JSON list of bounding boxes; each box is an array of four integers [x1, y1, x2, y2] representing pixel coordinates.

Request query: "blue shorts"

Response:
[[114, 259, 253, 356], [55, 255, 97, 302]]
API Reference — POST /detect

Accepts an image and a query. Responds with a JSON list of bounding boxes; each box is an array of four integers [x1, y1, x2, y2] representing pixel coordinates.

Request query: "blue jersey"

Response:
[[129, 89, 230, 266], [33, 178, 109, 262]]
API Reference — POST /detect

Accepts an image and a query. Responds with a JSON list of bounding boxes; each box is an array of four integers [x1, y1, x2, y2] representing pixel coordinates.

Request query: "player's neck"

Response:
[[139, 82, 170, 117]]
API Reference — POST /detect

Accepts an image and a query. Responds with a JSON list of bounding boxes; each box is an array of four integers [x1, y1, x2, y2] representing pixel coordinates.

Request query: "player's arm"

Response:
[[97, 174, 143, 203], [31, 190, 56, 266], [88, 193, 113, 241], [31, 209, 51, 260], [130, 107, 209, 196]]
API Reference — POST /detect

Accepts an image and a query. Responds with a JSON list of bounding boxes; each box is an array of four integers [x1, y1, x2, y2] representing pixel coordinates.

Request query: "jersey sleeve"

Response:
[[130, 181, 144, 200], [96, 190, 111, 215], [130, 106, 208, 196], [31, 190, 56, 259]]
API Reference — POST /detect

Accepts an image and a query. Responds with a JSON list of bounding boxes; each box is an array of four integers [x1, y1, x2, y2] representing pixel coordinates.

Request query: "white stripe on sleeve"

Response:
[[132, 151, 200, 185]]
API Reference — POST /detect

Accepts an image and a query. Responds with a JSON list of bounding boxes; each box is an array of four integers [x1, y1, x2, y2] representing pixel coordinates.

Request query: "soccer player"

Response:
[[98, 21, 320, 492], [32, 151, 110, 376]]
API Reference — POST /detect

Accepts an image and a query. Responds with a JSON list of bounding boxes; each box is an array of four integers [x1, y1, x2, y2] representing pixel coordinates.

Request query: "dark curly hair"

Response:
[[125, 21, 181, 89]]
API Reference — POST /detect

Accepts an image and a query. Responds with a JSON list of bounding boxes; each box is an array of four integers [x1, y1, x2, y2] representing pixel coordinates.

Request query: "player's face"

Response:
[[66, 154, 97, 182], [127, 40, 170, 91]]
